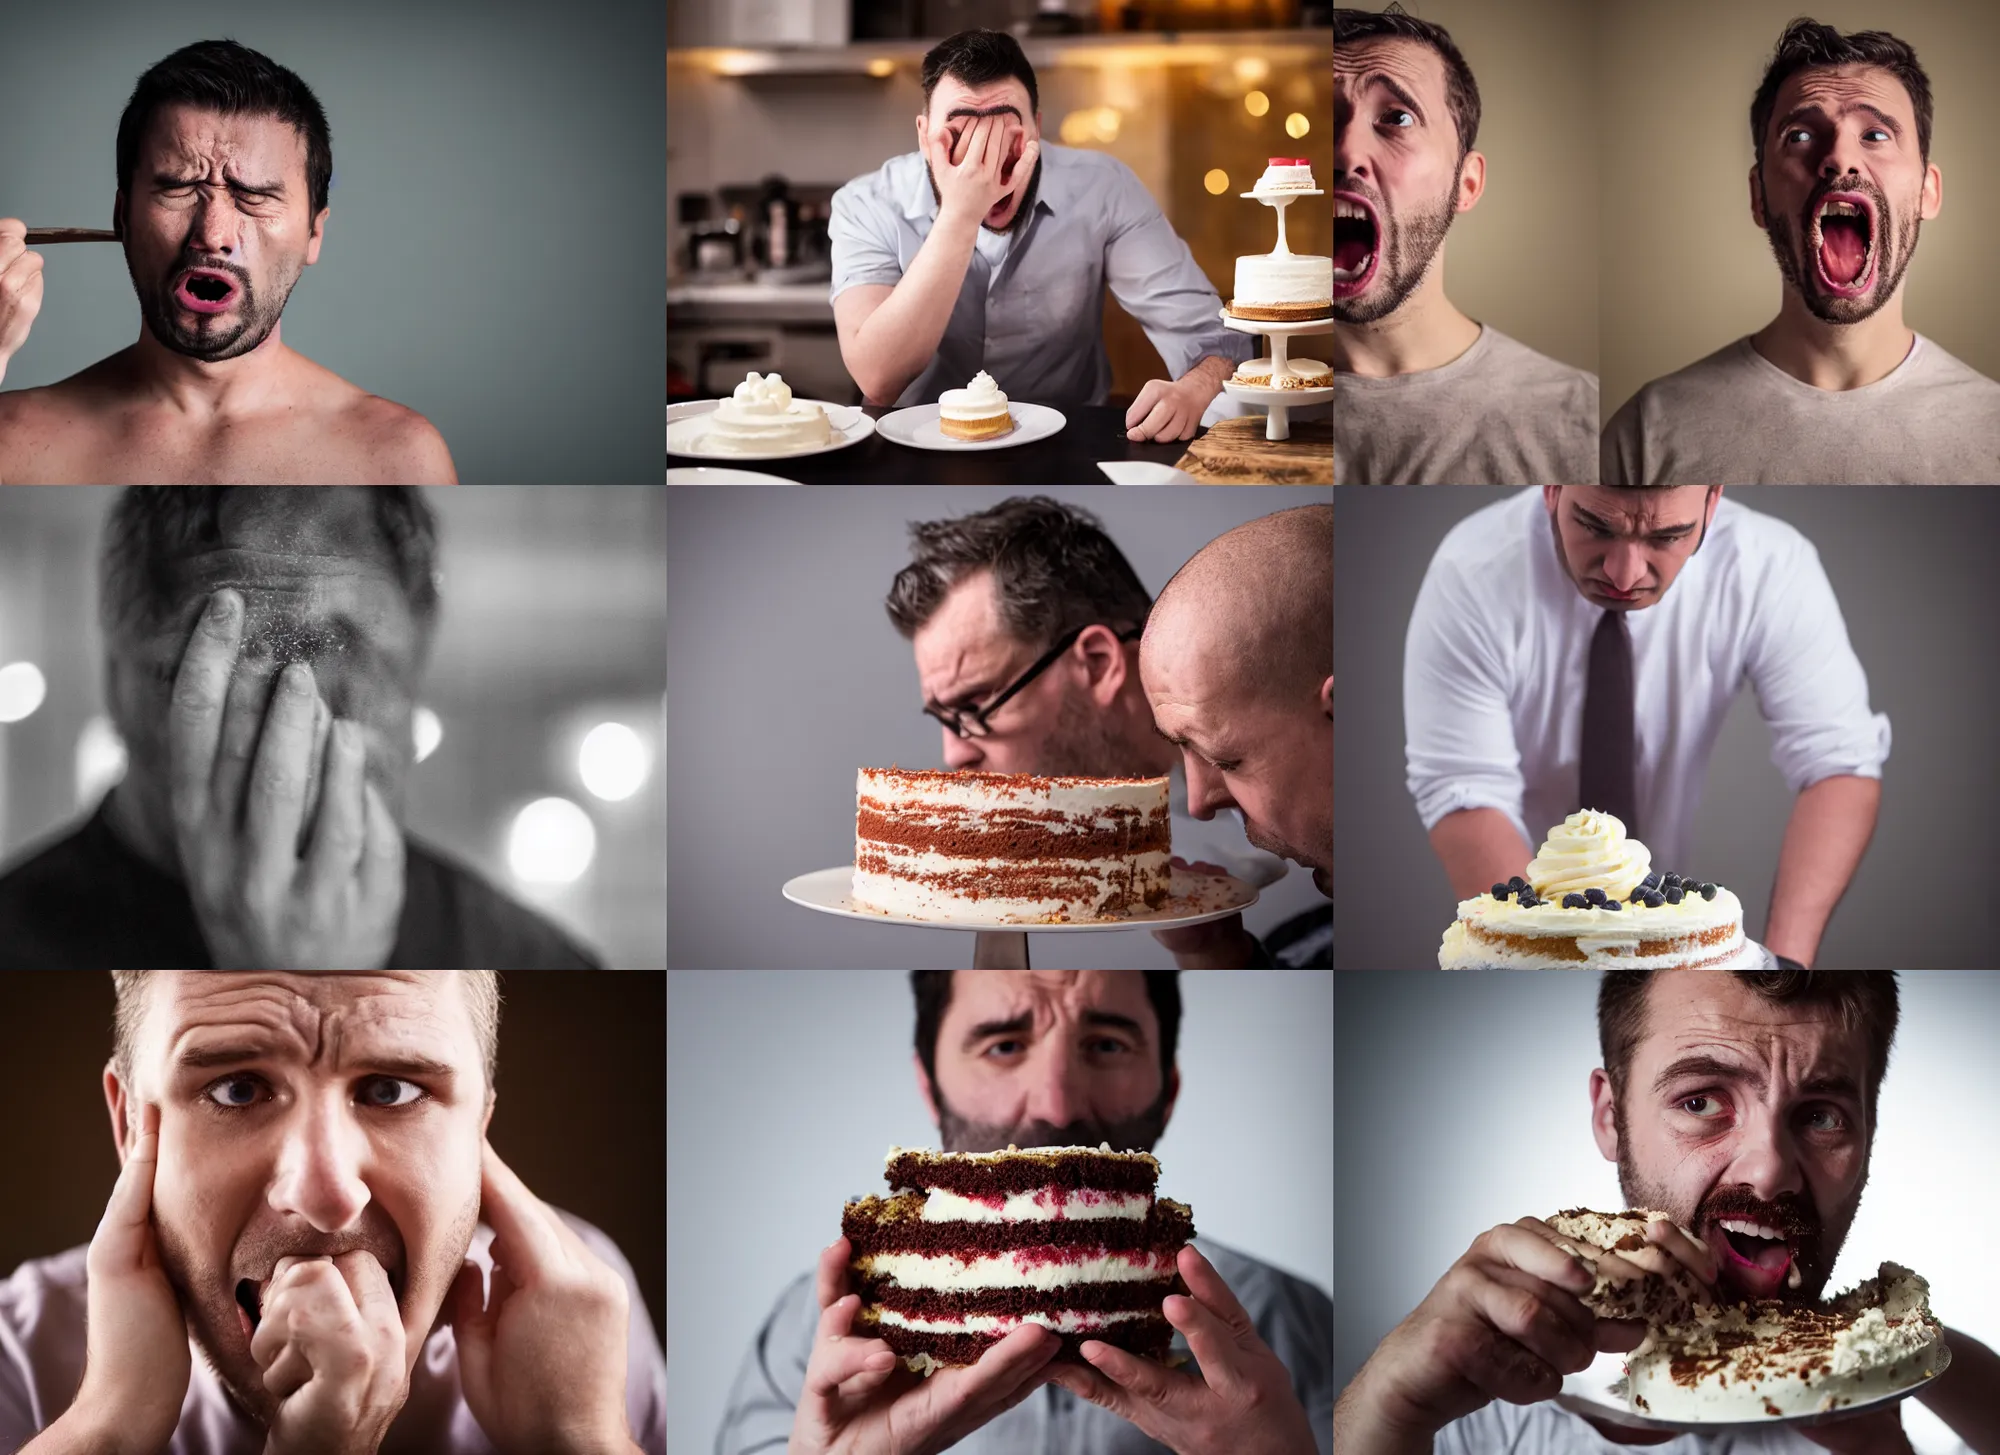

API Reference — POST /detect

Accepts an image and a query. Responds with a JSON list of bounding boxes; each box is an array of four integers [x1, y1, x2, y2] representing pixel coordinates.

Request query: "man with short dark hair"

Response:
[[1335, 970, 2000, 1453], [883, 496, 1298, 966], [1604, 18, 2000, 484], [0, 487, 600, 969], [830, 30, 1255, 441], [718, 970, 1334, 1455], [0, 39, 455, 483], [1334, 7, 1598, 485]]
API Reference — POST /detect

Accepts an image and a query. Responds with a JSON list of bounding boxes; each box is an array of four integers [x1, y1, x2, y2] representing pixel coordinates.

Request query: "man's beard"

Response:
[[928, 153, 1042, 236], [131, 253, 296, 362], [152, 1189, 477, 1425], [1762, 173, 1920, 326], [1613, 1098, 1848, 1303], [1032, 684, 1140, 777], [936, 1077, 1173, 1154], [1331, 174, 1457, 325]]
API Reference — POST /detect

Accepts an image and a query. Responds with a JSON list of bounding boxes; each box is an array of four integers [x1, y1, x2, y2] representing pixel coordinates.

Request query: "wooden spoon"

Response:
[[25, 228, 118, 244]]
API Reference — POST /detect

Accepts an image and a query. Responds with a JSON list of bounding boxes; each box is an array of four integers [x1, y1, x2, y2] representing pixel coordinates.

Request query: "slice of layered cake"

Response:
[[843, 1143, 1195, 1374]]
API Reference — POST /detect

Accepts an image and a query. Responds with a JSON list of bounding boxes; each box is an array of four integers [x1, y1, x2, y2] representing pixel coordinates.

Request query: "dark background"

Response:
[[1335, 486, 2000, 969], [0, 970, 664, 1339]]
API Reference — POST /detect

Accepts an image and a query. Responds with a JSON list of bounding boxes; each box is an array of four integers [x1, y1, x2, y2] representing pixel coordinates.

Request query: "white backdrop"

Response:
[[668, 969, 1333, 1455], [1334, 971, 2000, 1455]]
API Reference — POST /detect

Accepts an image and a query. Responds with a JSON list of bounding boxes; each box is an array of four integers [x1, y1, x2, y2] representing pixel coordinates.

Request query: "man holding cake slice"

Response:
[[1406, 485, 1888, 970], [830, 30, 1256, 442], [717, 970, 1333, 1454], [1333, 8, 1599, 484], [1335, 969, 2000, 1453]]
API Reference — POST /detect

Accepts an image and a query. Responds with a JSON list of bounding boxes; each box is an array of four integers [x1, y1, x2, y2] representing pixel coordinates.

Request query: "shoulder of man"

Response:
[[0, 806, 168, 970], [398, 836, 608, 969], [0, 1244, 90, 1441], [1909, 333, 2000, 398], [348, 395, 455, 484], [1472, 328, 1600, 403], [1621, 338, 1766, 422], [1428, 486, 1547, 587]]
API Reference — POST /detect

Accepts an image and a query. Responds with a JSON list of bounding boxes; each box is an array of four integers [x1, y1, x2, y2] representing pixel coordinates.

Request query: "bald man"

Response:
[[1141, 503, 1333, 968]]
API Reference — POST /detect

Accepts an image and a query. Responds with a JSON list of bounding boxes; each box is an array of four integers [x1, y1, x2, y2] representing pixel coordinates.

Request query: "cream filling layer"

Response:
[[919, 1187, 1152, 1222], [855, 1248, 1177, 1291], [857, 769, 1169, 817], [1439, 918, 1756, 970], [869, 1306, 1155, 1334], [852, 852, 1171, 922]]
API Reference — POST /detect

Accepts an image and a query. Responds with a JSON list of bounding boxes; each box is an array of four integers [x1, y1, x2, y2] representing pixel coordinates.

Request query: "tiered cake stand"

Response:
[[1221, 184, 1334, 442]]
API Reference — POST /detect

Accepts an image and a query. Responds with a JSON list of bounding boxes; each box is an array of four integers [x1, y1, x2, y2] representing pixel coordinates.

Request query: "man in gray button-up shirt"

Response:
[[830, 30, 1256, 442], [716, 971, 1334, 1455]]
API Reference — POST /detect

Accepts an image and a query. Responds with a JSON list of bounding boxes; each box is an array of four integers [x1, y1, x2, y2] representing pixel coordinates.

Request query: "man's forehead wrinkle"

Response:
[[1334, 40, 1444, 93]]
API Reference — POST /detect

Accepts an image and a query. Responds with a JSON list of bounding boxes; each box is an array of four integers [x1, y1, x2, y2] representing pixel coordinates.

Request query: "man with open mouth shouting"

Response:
[[1336, 971, 2000, 1454], [1605, 19, 2000, 485], [1333, 8, 1599, 486], [0, 971, 666, 1454], [0, 40, 455, 484]]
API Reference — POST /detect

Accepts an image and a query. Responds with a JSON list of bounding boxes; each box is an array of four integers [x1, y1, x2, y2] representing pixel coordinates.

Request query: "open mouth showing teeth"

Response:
[[1711, 1217, 1803, 1290], [236, 1277, 262, 1333], [1334, 198, 1377, 285], [1812, 196, 1874, 291]]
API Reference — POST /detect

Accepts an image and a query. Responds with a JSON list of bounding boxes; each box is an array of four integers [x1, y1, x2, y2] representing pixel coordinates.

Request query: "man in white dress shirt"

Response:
[[1404, 486, 1888, 968], [1334, 969, 2000, 1454]]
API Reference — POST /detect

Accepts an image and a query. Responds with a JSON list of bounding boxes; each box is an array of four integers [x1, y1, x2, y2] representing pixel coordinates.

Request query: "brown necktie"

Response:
[[1579, 609, 1638, 837]]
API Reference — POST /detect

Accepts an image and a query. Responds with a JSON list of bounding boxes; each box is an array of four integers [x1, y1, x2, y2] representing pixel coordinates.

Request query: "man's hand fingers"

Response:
[[305, 718, 368, 893], [357, 779, 406, 923], [1644, 1214, 1719, 1284], [1125, 381, 1165, 429], [1177, 1246, 1257, 1337], [1127, 394, 1177, 441], [1164, 1291, 1254, 1398], [1044, 1359, 1134, 1417], [814, 1237, 853, 1312], [1079, 1337, 1196, 1404], [259, 1339, 313, 1398], [241, 662, 318, 878], [331, 1249, 401, 1339], [167, 591, 243, 829], [813, 1290, 861, 1346], [925, 1325, 1061, 1436], [478, 1138, 569, 1280], [1497, 1221, 1603, 1296], [93, 1102, 161, 1266]]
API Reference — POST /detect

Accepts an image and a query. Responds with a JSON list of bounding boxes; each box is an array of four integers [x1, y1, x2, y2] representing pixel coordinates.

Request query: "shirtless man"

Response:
[[0, 39, 455, 484]]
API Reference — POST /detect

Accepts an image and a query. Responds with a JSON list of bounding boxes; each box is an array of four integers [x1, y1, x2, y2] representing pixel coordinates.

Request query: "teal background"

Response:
[[0, 0, 664, 483]]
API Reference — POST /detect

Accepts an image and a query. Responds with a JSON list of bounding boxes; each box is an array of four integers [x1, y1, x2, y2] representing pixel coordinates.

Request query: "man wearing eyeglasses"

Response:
[[884, 495, 1311, 967]]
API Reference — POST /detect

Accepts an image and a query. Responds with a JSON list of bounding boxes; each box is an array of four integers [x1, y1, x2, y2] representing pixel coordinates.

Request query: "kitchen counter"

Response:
[[668, 281, 834, 322]]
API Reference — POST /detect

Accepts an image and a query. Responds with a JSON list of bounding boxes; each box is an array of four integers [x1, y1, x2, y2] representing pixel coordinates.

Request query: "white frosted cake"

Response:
[[1227, 159, 1333, 322], [1439, 810, 1750, 968], [843, 1143, 1193, 1374], [1547, 1209, 1945, 1421], [852, 767, 1170, 922], [702, 372, 832, 455], [938, 370, 1014, 441]]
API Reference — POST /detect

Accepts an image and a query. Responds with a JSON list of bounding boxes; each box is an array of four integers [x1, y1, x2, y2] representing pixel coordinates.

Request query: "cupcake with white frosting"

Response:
[[938, 371, 1015, 441], [702, 372, 833, 455]]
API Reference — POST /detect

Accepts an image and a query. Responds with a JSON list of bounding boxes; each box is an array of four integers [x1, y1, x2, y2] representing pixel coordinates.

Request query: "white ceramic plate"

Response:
[[780, 864, 1257, 930], [1098, 461, 1198, 484], [875, 401, 1067, 452], [1220, 380, 1336, 408], [1555, 1343, 1948, 1434], [1218, 308, 1334, 337], [666, 466, 800, 484], [667, 399, 874, 461]]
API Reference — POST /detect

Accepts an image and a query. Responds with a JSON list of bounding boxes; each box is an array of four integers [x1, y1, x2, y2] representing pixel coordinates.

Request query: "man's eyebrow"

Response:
[[150, 171, 287, 193], [172, 1042, 459, 1082], [1775, 101, 1903, 139], [962, 1012, 1033, 1048], [1361, 71, 1427, 121], [1572, 505, 1694, 538], [1651, 1054, 1860, 1103], [1083, 1010, 1146, 1039], [946, 105, 1023, 123]]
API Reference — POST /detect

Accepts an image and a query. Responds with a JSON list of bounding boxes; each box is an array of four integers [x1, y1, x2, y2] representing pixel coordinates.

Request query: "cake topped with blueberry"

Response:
[[1439, 810, 1750, 968]]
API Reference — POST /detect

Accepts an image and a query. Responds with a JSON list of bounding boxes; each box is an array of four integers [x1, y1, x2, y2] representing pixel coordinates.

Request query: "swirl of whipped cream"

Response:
[[960, 370, 1004, 405], [1526, 810, 1652, 901], [728, 371, 794, 412]]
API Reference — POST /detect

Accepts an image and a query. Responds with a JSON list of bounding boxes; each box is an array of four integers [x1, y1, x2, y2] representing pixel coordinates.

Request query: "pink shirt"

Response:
[[0, 1212, 666, 1455]]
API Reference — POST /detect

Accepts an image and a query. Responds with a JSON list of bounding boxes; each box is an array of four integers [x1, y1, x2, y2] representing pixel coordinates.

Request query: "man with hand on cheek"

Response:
[[831, 29, 1253, 440], [0, 970, 666, 1454]]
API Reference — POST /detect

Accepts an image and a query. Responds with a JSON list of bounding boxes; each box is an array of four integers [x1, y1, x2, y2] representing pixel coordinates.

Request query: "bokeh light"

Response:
[[1245, 90, 1270, 118], [1204, 169, 1231, 196], [413, 706, 443, 764], [74, 715, 128, 806], [0, 662, 47, 723], [579, 722, 650, 802], [1285, 112, 1311, 139], [507, 797, 597, 885]]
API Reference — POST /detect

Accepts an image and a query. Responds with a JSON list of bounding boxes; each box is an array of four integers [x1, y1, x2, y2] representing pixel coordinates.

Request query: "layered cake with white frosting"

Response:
[[852, 767, 1170, 923], [1232, 355, 1334, 389], [1438, 810, 1748, 968], [702, 371, 832, 455], [939, 370, 1015, 441], [1227, 159, 1333, 323], [844, 1143, 1194, 1374], [1547, 1209, 1945, 1420]]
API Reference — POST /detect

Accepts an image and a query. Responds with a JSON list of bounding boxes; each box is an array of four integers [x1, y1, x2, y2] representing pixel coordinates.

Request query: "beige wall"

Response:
[[1601, 0, 2000, 420], [1371, 0, 1602, 375]]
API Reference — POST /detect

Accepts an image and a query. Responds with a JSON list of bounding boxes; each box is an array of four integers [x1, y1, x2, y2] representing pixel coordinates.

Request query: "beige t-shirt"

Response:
[[1602, 334, 2000, 484], [1334, 325, 1600, 485]]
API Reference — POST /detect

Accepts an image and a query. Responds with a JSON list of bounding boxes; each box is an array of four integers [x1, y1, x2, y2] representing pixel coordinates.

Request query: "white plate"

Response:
[[1218, 308, 1334, 337], [666, 466, 800, 484], [875, 401, 1066, 452], [781, 864, 1257, 930], [1220, 380, 1336, 408], [1098, 461, 1198, 484], [1555, 1343, 1949, 1434], [667, 398, 875, 461]]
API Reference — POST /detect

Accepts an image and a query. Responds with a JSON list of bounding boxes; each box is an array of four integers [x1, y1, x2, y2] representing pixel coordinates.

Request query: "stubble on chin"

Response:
[[936, 1082, 1173, 1155]]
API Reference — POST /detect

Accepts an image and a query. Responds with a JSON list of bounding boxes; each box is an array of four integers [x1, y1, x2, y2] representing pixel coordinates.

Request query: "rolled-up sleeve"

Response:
[[1742, 530, 1892, 792], [1100, 160, 1255, 378], [829, 179, 906, 304], [1404, 552, 1529, 844]]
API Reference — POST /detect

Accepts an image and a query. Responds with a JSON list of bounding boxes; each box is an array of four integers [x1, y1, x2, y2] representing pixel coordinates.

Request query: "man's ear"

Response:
[[913, 1052, 940, 1127], [1319, 673, 1333, 719], [480, 1087, 496, 1139], [104, 1062, 135, 1168], [1160, 1065, 1180, 1132], [305, 206, 329, 265], [112, 191, 126, 243], [1589, 1068, 1620, 1164]]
